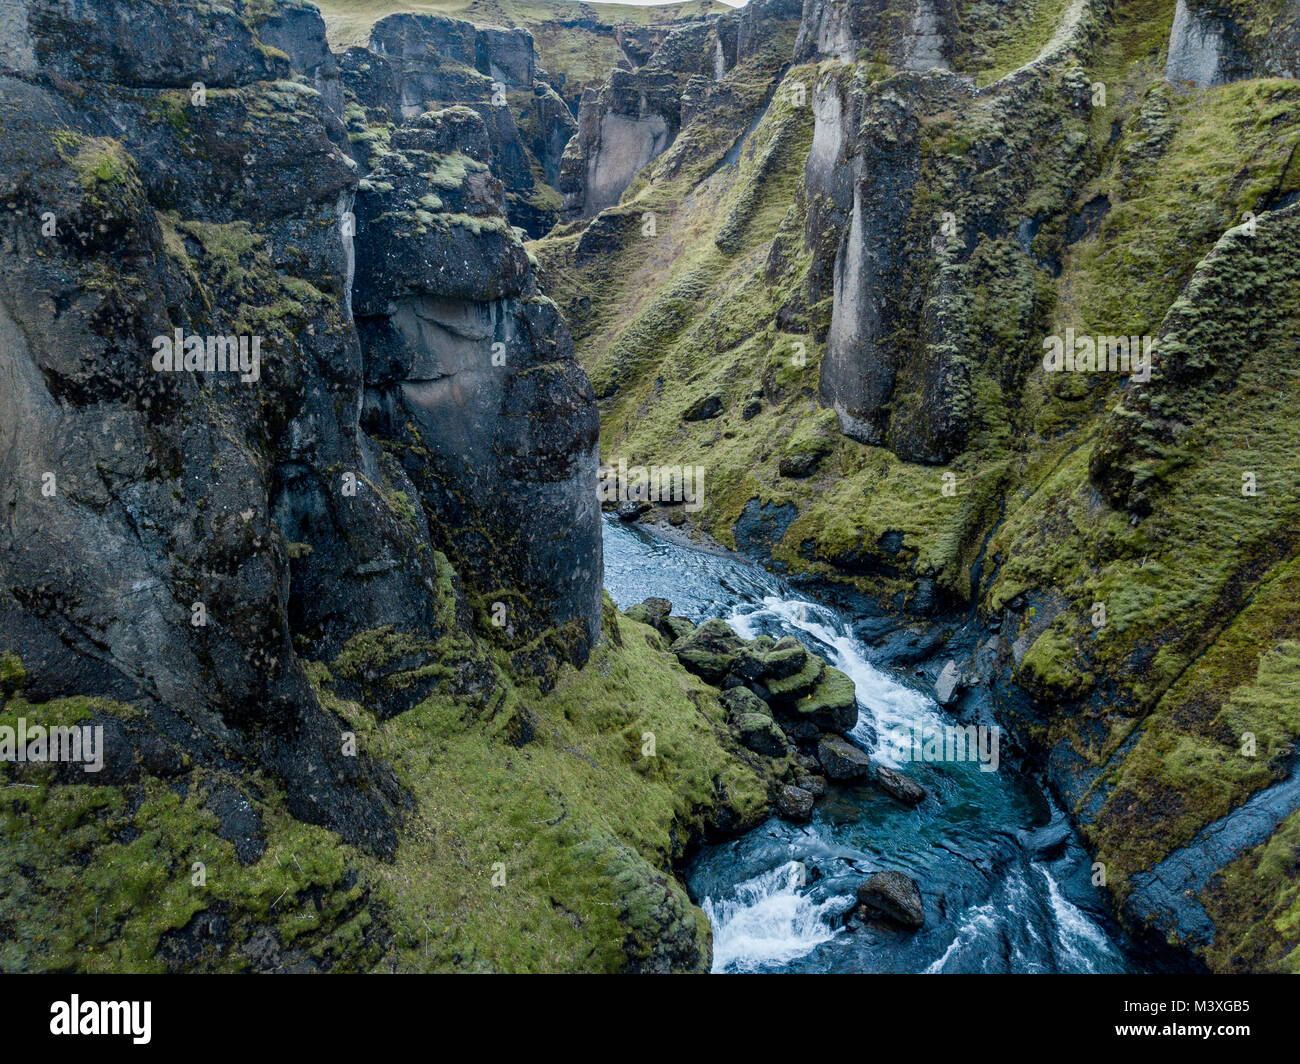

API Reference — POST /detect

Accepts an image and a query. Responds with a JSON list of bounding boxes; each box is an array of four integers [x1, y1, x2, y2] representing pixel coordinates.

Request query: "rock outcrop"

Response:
[[1, 0, 754, 975], [1165, 0, 1300, 88], [345, 12, 575, 236], [559, 0, 803, 221], [807, 0, 1102, 461]]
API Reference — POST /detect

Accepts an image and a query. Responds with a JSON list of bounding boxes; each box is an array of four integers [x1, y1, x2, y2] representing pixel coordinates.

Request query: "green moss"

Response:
[[0, 694, 370, 973], [1201, 806, 1300, 973], [0, 651, 28, 695], [333, 606, 771, 972]]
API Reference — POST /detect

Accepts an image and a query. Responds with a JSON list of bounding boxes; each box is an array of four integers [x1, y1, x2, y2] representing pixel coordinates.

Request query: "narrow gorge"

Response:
[[1, 0, 1298, 976]]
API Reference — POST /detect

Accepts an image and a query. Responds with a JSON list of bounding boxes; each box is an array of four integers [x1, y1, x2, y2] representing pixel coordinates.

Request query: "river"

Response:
[[602, 516, 1145, 974]]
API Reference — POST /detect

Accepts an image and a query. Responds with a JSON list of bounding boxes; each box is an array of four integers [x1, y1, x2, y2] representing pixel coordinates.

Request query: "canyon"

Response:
[[1, 0, 1299, 974]]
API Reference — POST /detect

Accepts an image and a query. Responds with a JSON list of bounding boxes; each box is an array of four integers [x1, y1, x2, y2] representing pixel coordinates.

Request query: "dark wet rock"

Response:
[[1126, 750, 1300, 951], [801, 773, 827, 798], [817, 734, 872, 780], [784, 720, 824, 744], [736, 713, 787, 757], [1018, 816, 1073, 860], [254, 1, 343, 116], [722, 686, 772, 720], [776, 784, 815, 821], [857, 870, 925, 930], [1067, 193, 1111, 244], [734, 499, 798, 564], [876, 765, 927, 806], [682, 394, 723, 422]]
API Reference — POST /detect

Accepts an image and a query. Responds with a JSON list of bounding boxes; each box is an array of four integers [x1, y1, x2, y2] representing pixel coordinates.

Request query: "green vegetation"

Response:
[[536, 0, 1300, 970], [1, 589, 775, 972]]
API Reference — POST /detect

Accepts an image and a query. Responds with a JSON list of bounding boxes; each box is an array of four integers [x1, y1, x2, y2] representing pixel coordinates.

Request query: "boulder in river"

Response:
[[734, 635, 809, 682], [817, 734, 872, 780], [776, 784, 815, 821], [857, 871, 925, 930], [876, 765, 927, 806], [763, 654, 824, 700], [789, 667, 859, 733]]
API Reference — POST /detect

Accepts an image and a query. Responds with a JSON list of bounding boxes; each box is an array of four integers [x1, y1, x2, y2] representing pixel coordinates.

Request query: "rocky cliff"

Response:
[[0, 0, 789, 973], [6, 0, 1300, 977], [537, 0, 1300, 972]]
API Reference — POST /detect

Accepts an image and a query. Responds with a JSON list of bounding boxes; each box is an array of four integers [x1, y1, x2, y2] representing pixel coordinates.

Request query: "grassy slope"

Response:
[[539, 0, 1300, 967], [1, 599, 774, 972]]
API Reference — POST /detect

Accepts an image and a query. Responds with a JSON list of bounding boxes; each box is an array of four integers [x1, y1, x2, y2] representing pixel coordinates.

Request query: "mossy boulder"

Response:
[[722, 685, 772, 720], [736, 713, 788, 757], [733, 635, 810, 682], [789, 666, 859, 734], [762, 655, 825, 700], [670, 619, 746, 683], [624, 597, 673, 630]]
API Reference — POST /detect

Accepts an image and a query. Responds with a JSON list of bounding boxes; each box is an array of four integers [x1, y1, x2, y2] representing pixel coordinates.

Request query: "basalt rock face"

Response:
[[1165, 0, 1300, 88], [0, 1, 411, 855], [795, 0, 958, 69], [0, 0, 601, 955], [353, 13, 571, 237], [559, 0, 803, 221], [350, 109, 601, 650], [560, 68, 681, 220], [807, 0, 1101, 462]]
